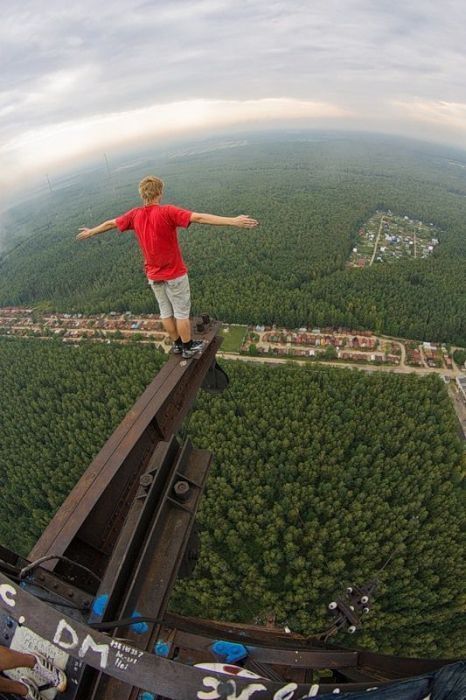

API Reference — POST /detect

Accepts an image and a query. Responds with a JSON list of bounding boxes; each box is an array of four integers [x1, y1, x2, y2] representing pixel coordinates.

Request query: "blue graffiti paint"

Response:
[[130, 611, 149, 634], [154, 640, 170, 657], [91, 594, 109, 617], [139, 692, 155, 700], [211, 640, 248, 663]]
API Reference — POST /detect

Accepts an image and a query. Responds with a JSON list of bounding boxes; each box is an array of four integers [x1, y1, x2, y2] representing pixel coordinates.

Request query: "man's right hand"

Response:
[[233, 215, 259, 228], [76, 219, 117, 240]]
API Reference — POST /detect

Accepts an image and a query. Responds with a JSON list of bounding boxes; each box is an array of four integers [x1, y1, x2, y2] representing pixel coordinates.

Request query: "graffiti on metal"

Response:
[[0, 583, 144, 676], [198, 677, 300, 700], [195, 664, 337, 700]]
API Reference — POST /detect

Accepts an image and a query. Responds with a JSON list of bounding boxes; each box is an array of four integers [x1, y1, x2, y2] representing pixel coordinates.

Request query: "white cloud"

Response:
[[394, 98, 466, 131], [0, 97, 350, 183], [1, 0, 466, 194], [23, 66, 97, 107]]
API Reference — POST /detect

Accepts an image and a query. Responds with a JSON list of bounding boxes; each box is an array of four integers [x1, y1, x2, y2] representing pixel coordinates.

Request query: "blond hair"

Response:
[[138, 176, 164, 203]]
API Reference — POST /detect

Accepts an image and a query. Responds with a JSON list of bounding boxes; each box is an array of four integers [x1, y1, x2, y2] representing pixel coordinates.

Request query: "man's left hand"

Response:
[[76, 227, 93, 240], [234, 215, 259, 228]]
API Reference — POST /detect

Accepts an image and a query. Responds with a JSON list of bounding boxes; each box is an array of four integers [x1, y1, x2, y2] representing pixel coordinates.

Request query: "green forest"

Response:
[[0, 338, 464, 658], [0, 338, 165, 551], [1, 135, 465, 344]]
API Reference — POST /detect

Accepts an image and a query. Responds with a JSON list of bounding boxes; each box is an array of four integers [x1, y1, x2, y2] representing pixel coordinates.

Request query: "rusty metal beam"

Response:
[[162, 611, 317, 647], [357, 649, 455, 680], [161, 628, 358, 669], [0, 575, 397, 700], [88, 438, 181, 626], [29, 321, 222, 582], [88, 439, 214, 699]]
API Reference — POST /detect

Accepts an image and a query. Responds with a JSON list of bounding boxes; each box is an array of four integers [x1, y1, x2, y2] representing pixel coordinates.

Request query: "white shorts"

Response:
[[148, 274, 191, 319]]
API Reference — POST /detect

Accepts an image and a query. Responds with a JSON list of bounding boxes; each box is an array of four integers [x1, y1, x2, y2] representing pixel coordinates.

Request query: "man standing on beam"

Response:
[[77, 175, 258, 358]]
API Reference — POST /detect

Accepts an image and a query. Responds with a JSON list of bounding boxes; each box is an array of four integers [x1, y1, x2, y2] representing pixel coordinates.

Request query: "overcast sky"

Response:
[[2, 0, 466, 197]]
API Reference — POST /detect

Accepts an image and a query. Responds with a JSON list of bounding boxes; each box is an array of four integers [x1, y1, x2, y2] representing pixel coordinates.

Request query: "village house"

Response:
[[407, 349, 422, 365], [386, 354, 401, 364], [370, 353, 385, 362]]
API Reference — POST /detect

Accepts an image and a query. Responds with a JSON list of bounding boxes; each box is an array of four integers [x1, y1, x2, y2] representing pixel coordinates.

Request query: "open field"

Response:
[[220, 324, 248, 352]]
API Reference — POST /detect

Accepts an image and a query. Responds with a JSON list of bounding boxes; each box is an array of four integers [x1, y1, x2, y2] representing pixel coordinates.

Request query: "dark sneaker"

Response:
[[19, 677, 44, 700], [172, 343, 183, 354], [33, 653, 67, 692], [182, 340, 205, 359]]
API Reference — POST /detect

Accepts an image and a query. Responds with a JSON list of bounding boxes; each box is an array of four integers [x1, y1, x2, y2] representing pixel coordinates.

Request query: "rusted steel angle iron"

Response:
[[87, 438, 180, 624], [86, 440, 214, 699], [0, 574, 395, 699], [159, 615, 454, 682], [29, 323, 222, 571], [357, 649, 455, 680], [156, 628, 358, 669]]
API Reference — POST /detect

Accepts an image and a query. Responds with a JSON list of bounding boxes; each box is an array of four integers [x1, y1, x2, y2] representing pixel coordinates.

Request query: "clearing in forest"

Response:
[[220, 325, 248, 353], [348, 211, 441, 268]]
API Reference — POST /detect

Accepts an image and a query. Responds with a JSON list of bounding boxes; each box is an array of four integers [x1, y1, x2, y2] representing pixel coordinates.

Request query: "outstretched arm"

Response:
[[76, 219, 117, 240], [190, 213, 258, 228]]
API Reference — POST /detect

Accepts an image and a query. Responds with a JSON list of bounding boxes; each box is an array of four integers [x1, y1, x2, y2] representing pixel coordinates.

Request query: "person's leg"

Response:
[[0, 646, 35, 671], [165, 275, 192, 343], [0, 647, 66, 695], [0, 648, 34, 699], [166, 275, 204, 358], [160, 316, 179, 341], [0, 675, 29, 696], [175, 318, 191, 343], [148, 280, 181, 343]]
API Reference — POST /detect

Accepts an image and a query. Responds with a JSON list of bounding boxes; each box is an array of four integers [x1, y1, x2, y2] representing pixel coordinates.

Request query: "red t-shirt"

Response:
[[115, 204, 192, 281]]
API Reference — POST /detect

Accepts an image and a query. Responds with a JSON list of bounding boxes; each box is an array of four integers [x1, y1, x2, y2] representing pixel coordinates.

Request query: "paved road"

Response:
[[369, 215, 385, 266], [218, 351, 456, 377], [448, 385, 466, 439]]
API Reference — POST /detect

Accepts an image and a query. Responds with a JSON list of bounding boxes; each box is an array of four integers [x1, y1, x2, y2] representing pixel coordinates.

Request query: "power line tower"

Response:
[[104, 152, 116, 198]]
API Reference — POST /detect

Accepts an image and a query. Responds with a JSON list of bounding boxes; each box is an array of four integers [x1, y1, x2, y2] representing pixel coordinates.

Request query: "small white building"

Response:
[[457, 376, 466, 401]]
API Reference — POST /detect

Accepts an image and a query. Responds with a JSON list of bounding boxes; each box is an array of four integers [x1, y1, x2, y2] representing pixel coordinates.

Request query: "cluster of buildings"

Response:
[[0, 309, 463, 377], [422, 342, 453, 369], [406, 342, 453, 370], [247, 327, 401, 365], [262, 329, 378, 350], [0, 308, 165, 342], [349, 212, 441, 268]]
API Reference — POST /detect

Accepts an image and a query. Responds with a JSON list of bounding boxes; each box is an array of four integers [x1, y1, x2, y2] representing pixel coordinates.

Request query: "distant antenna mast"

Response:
[[104, 153, 111, 178], [104, 153, 116, 197], [46, 174, 53, 193]]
